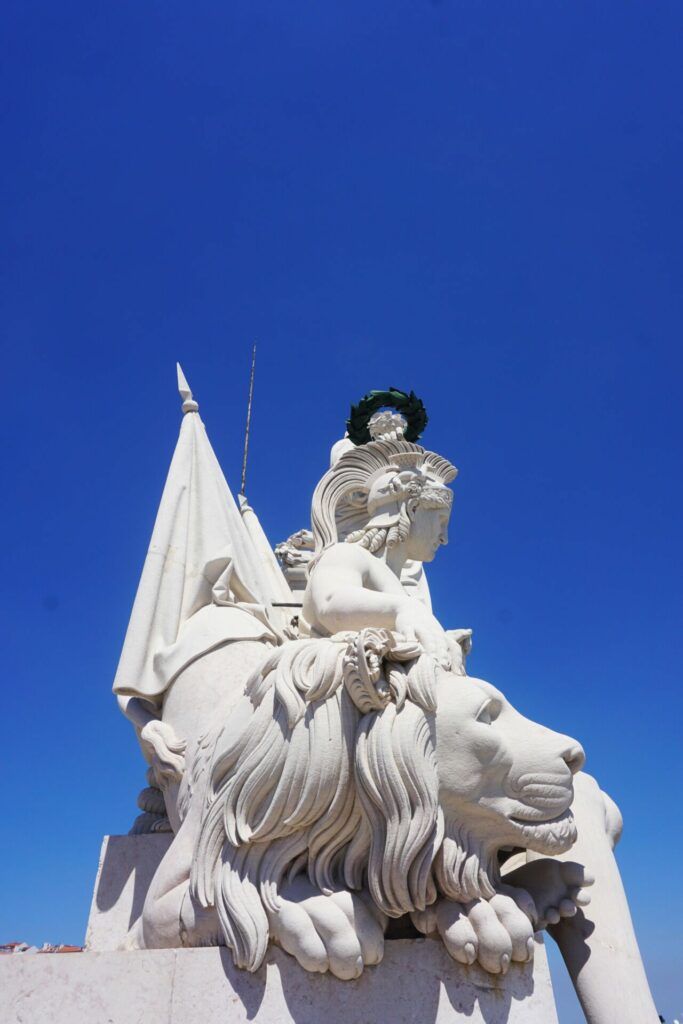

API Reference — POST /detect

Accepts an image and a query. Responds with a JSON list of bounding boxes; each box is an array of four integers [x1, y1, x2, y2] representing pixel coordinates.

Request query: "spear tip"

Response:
[[176, 363, 199, 414]]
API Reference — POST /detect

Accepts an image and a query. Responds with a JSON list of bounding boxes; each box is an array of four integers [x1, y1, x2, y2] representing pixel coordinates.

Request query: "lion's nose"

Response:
[[561, 741, 585, 775]]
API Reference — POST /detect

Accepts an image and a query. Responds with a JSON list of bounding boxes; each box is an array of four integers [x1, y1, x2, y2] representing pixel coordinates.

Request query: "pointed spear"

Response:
[[176, 362, 199, 414]]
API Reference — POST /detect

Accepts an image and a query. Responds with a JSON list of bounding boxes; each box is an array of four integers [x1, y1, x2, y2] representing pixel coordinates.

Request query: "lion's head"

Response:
[[190, 630, 584, 971]]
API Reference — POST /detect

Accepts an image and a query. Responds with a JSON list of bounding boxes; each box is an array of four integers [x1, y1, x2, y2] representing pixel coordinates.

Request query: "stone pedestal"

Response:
[[0, 835, 560, 1024], [0, 939, 558, 1024]]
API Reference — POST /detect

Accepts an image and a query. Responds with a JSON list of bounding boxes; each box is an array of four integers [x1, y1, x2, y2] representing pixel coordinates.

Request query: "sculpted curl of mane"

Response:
[[191, 638, 449, 971]]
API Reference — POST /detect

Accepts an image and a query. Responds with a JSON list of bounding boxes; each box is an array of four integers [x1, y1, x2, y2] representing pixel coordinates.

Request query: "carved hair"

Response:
[[190, 634, 498, 972], [309, 440, 457, 570]]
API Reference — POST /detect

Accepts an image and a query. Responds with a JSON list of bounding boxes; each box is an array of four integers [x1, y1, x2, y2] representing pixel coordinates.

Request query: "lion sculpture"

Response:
[[131, 627, 588, 979]]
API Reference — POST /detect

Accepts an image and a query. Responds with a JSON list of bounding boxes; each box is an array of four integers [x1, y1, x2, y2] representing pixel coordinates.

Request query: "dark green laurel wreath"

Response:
[[346, 388, 428, 445]]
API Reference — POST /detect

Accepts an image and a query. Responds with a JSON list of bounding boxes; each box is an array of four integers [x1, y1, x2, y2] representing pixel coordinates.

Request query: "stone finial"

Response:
[[368, 409, 408, 441], [176, 363, 199, 414]]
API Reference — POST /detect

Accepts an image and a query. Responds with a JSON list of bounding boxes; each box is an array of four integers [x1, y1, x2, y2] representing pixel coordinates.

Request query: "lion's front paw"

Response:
[[414, 895, 535, 975], [450, 895, 535, 974], [501, 859, 594, 931], [268, 878, 386, 980]]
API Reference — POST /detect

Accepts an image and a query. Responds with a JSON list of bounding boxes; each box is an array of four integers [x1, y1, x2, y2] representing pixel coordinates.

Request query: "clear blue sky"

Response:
[[2, 3, 682, 1021]]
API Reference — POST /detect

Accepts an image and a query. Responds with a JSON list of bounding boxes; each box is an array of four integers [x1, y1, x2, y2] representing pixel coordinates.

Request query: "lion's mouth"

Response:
[[508, 808, 577, 853]]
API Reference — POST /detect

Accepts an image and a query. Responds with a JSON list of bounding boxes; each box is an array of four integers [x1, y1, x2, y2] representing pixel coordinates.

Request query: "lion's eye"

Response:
[[476, 698, 501, 725]]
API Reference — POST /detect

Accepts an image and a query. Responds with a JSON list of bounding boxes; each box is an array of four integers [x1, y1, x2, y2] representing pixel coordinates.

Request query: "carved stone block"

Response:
[[0, 940, 558, 1024]]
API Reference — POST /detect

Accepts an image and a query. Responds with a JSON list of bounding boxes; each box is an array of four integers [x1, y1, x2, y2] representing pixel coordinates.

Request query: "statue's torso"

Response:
[[301, 542, 428, 637]]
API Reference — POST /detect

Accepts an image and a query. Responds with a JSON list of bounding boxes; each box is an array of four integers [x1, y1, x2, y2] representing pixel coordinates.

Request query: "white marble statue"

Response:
[[113, 372, 659, 1023]]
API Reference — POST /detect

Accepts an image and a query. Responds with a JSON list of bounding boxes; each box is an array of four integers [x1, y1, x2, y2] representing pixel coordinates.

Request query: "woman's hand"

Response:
[[140, 719, 187, 784], [446, 628, 473, 675], [395, 603, 450, 668]]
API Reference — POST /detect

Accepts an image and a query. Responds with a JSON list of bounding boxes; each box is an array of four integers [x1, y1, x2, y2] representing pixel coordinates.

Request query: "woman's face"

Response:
[[404, 502, 451, 562]]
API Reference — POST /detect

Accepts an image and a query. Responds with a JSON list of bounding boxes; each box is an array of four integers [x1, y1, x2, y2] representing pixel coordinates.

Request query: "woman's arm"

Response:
[[305, 549, 450, 665]]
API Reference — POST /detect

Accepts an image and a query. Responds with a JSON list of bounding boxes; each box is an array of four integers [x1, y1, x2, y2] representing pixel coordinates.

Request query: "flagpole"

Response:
[[240, 344, 257, 496]]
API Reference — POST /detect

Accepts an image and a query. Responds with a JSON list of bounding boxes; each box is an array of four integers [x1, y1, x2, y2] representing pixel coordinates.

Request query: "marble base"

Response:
[[4, 834, 557, 1024], [0, 938, 558, 1024]]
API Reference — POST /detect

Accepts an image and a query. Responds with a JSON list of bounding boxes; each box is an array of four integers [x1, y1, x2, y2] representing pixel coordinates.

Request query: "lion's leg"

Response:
[[126, 809, 194, 949], [536, 771, 658, 1024], [129, 787, 222, 949]]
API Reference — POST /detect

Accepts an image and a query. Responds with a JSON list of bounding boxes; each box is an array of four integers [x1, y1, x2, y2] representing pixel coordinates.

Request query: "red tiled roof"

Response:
[[1, 941, 84, 954]]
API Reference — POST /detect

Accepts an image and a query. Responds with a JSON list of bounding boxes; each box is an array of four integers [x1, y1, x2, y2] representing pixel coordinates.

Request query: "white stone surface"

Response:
[[0, 939, 558, 1024], [86, 834, 172, 951], [0, 948, 175, 1024]]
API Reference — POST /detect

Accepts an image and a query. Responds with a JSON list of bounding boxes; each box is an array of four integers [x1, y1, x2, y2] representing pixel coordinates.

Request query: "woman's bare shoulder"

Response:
[[316, 542, 369, 567]]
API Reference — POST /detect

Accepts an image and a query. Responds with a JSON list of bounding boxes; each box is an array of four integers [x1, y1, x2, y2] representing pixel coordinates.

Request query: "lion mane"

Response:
[[190, 631, 502, 972]]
